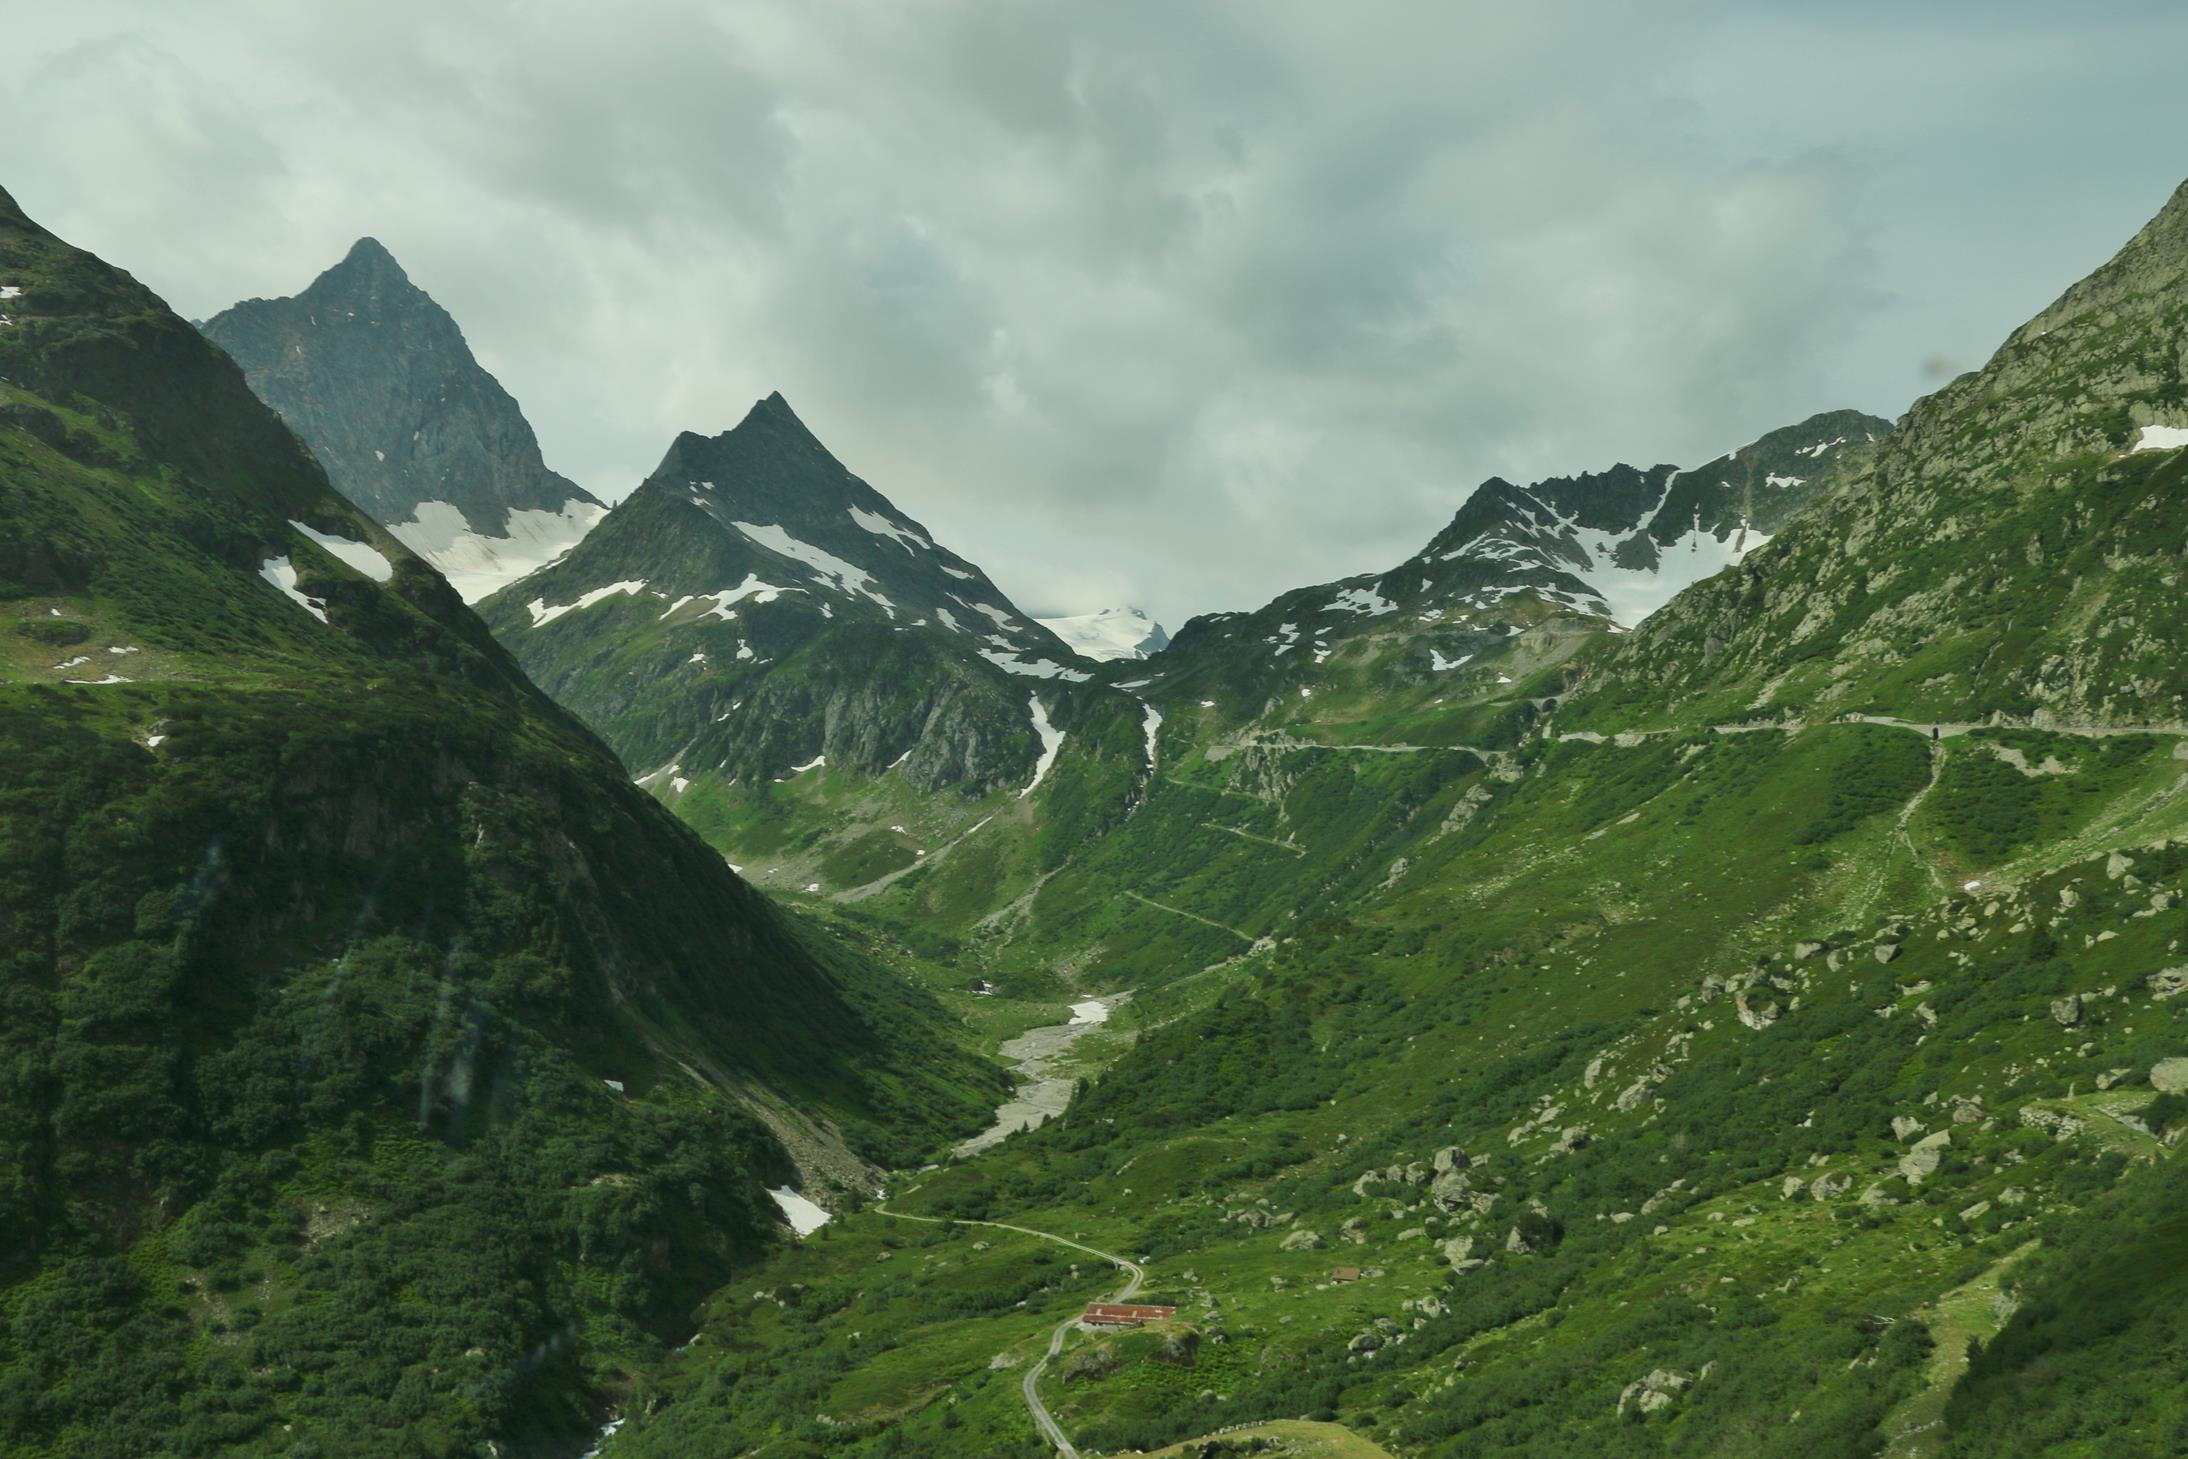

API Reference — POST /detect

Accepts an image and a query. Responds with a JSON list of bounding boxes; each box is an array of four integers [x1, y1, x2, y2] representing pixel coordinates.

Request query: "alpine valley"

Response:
[[6, 160, 2188, 1459]]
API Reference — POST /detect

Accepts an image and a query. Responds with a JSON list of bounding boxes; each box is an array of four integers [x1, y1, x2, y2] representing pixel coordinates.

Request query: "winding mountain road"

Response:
[[873, 1205, 1144, 1457]]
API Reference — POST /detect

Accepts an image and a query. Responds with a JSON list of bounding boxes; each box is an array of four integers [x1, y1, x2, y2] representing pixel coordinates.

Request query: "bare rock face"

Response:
[[203, 240, 601, 537]]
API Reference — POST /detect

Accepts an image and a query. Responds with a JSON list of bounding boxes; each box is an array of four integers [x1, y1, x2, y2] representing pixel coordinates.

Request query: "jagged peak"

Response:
[[735, 389, 816, 436], [299, 235, 425, 308]]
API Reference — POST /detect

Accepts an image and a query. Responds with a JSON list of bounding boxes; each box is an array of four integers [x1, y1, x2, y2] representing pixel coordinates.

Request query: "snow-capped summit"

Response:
[[1036, 606, 1171, 662]]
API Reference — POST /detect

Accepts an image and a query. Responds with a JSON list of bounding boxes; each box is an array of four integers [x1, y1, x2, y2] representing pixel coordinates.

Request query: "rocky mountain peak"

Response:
[[203, 242, 604, 598]]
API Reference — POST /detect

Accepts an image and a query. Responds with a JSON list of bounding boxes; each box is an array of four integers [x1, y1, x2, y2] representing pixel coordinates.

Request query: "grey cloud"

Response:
[[7, 2, 2188, 627]]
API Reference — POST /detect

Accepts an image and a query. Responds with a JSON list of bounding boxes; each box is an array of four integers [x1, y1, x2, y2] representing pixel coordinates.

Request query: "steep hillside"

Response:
[[587, 186, 2188, 1459], [201, 238, 605, 600], [1582, 181, 2188, 731], [0, 187, 997, 1459]]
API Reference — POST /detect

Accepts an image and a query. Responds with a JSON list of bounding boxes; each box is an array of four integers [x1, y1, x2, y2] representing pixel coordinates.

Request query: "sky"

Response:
[[7, 2, 2188, 629]]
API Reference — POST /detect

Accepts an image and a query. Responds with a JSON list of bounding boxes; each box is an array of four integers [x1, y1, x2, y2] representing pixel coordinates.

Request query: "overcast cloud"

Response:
[[7, 1, 2187, 627]]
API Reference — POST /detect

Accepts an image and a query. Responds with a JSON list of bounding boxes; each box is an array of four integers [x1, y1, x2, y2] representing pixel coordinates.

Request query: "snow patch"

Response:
[[1329, 584, 1397, 615], [979, 648, 1091, 681], [387, 498, 605, 603], [289, 520, 394, 582], [1430, 650, 1472, 671], [698, 574, 796, 619], [732, 521, 895, 613], [1018, 696, 1064, 798], [257, 556, 328, 622], [1141, 702, 1163, 770], [847, 504, 934, 552], [1068, 999, 1111, 1026], [770, 1187, 832, 1236], [527, 579, 647, 627], [2132, 424, 2188, 453]]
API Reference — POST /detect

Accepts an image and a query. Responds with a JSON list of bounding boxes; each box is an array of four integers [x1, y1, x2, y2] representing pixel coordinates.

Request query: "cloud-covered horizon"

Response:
[[8, 1, 2187, 628]]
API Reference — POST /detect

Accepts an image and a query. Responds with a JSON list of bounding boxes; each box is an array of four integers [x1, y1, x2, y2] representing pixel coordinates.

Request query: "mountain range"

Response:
[[10, 166, 2188, 1459]]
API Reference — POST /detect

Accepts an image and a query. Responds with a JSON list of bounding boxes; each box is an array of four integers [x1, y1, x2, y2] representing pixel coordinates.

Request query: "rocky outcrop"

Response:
[[1618, 1368, 1699, 1416], [1899, 1130, 1951, 1184], [202, 239, 602, 543]]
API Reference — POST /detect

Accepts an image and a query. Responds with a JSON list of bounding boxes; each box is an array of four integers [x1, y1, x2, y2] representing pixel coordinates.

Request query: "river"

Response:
[[954, 996, 1120, 1157]]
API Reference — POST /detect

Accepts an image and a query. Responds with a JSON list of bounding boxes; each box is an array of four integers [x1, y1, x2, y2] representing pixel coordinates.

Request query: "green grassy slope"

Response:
[[578, 181, 2188, 1459]]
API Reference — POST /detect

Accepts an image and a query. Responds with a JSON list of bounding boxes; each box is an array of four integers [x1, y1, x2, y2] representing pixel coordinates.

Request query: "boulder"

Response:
[[1891, 1115, 1926, 1142], [2107, 850, 2134, 880], [2051, 994, 2082, 1027], [1858, 1184, 1897, 1210], [1279, 1228, 1322, 1251], [1432, 1146, 1470, 1174], [1428, 1169, 1474, 1212], [2151, 1058, 2188, 1094], [1959, 1200, 1992, 1223], [1440, 1235, 1476, 1271], [1781, 1175, 1805, 1198], [1735, 993, 1781, 1030], [1810, 1172, 1852, 1202], [1617, 1369, 1695, 1415], [1899, 1130, 1951, 1184], [2150, 969, 2188, 1001]]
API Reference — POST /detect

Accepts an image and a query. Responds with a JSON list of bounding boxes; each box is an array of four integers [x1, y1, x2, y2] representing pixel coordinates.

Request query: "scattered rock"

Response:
[[1617, 1368, 1696, 1415], [1899, 1130, 1951, 1184], [1736, 993, 1782, 1030]]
